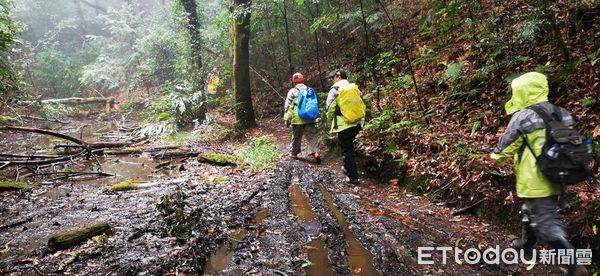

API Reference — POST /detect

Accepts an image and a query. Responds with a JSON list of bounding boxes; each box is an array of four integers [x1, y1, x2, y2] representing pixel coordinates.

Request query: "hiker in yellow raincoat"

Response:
[[207, 67, 220, 95], [326, 69, 365, 184], [490, 72, 587, 275]]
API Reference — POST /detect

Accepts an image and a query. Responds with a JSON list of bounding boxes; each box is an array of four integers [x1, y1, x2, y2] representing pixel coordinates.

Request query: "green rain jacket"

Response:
[[325, 79, 364, 133], [490, 72, 573, 198], [284, 83, 317, 125]]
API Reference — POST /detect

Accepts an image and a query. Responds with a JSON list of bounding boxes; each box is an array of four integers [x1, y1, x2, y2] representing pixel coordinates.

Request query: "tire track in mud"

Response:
[[216, 162, 392, 275]]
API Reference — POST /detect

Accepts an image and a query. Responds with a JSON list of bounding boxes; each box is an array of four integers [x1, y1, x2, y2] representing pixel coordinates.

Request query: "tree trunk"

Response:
[[74, 0, 88, 35], [359, 0, 371, 56], [544, 7, 572, 62], [180, 0, 204, 87], [267, 19, 283, 88], [309, 1, 325, 90], [283, 0, 293, 83], [230, 0, 257, 129], [78, 0, 107, 14]]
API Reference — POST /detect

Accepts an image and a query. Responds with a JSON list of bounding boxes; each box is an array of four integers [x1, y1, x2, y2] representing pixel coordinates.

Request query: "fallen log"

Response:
[[49, 171, 115, 181], [452, 198, 486, 216], [0, 126, 85, 146], [20, 115, 68, 124], [0, 150, 86, 167], [100, 148, 143, 155], [0, 217, 33, 231], [48, 221, 111, 251], [98, 145, 180, 155], [19, 97, 114, 105], [152, 151, 200, 159], [0, 153, 63, 159], [88, 141, 133, 149]]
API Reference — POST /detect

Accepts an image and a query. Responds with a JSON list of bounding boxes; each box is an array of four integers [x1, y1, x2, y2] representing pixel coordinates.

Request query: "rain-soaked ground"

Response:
[[0, 111, 568, 275]]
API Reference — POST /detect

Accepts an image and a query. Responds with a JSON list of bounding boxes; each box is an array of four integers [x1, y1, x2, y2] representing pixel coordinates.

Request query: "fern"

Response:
[[439, 62, 465, 84]]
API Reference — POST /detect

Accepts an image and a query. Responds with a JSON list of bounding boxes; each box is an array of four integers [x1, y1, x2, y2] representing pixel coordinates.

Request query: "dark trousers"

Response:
[[338, 125, 361, 181]]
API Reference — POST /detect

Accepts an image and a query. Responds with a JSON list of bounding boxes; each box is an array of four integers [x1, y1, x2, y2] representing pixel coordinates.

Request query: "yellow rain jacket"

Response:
[[490, 72, 573, 198], [325, 80, 365, 133]]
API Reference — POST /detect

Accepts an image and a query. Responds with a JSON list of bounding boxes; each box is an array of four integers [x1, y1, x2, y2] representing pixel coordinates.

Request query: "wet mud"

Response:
[[0, 115, 567, 275]]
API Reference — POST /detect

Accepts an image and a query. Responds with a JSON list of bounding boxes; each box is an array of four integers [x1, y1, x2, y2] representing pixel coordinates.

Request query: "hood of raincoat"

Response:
[[504, 72, 549, 115]]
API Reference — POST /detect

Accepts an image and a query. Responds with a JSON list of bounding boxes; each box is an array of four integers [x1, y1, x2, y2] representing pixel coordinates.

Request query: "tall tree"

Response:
[[0, 0, 21, 108], [180, 0, 204, 87], [230, 0, 256, 129]]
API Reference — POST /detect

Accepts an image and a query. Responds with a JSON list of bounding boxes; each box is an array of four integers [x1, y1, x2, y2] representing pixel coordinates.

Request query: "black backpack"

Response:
[[521, 104, 593, 186]]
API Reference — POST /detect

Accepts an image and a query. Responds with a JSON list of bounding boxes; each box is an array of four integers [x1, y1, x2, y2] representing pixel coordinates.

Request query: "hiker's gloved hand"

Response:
[[285, 120, 291, 128], [480, 155, 497, 168]]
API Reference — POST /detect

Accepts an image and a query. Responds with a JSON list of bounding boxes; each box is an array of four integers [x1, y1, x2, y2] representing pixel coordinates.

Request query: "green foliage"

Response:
[[32, 49, 96, 98], [138, 81, 206, 138], [0, 0, 23, 104], [580, 98, 596, 107], [412, 46, 437, 67], [157, 189, 205, 239], [37, 103, 70, 120], [516, 14, 542, 44], [470, 120, 482, 137], [80, 3, 144, 91], [439, 62, 465, 84], [430, 0, 462, 36], [236, 136, 278, 172]]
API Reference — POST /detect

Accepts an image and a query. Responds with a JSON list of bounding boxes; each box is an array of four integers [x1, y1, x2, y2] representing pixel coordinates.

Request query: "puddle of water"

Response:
[[289, 183, 334, 276], [203, 228, 247, 275], [69, 155, 160, 186], [319, 185, 380, 276], [203, 205, 270, 275]]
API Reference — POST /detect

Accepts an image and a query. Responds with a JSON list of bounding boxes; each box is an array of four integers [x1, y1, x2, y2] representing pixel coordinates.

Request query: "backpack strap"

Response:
[[518, 129, 538, 161], [527, 104, 561, 124]]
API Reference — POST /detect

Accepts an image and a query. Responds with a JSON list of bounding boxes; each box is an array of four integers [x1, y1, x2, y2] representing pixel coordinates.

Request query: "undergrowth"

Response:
[[236, 136, 278, 172]]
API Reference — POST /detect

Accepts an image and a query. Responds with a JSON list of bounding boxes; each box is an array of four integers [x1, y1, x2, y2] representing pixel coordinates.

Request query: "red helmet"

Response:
[[292, 72, 304, 84]]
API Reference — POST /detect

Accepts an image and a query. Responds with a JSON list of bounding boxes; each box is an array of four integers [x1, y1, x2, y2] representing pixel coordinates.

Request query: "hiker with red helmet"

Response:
[[284, 72, 321, 163]]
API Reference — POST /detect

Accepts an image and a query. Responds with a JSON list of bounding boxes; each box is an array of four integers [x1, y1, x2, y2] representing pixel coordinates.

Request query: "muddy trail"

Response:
[[0, 113, 564, 275]]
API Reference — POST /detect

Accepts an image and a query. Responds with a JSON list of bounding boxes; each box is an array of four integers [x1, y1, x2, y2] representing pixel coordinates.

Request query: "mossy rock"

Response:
[[0, 181, 30, 191], [111, 180, 144, 191], [198, 152, 237, 166]]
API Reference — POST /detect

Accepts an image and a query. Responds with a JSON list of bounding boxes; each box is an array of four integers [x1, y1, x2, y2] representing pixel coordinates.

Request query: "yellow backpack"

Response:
[[337, 83, 366, 123]]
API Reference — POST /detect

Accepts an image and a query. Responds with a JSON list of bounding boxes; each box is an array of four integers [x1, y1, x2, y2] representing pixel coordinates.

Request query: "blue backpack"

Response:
[[296, 87, 320, 120]]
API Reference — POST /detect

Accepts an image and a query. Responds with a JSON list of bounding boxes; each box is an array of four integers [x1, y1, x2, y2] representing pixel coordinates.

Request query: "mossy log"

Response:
[[102, 148, 144, 155], [197, 152, 237, 166], [0, 181, 30, 191], [48, 221, 111, 251]]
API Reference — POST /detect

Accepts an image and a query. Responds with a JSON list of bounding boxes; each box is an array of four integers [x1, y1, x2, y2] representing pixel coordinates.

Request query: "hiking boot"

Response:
[[290, 153, 298, 160], [312, 152, 321, 164], [346, 177, 360, 185], [341, 166, 348, 176]]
